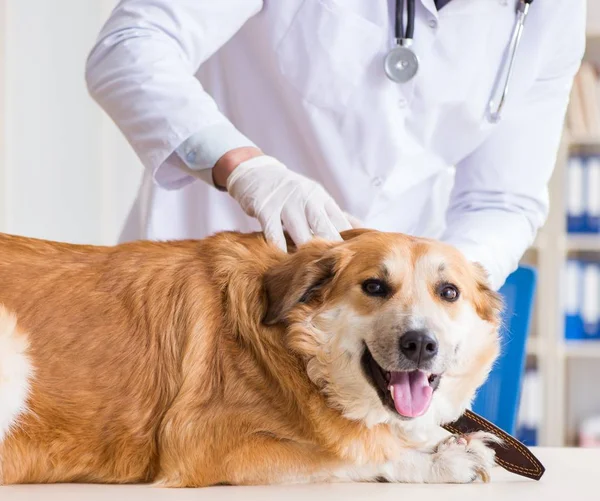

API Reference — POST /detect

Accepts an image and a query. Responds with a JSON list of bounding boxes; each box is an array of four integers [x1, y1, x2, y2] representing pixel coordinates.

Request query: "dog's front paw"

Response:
[[431, 432, 500, 483]]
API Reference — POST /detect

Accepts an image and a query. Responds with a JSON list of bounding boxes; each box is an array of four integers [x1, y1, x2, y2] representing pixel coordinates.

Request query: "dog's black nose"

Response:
[[399, 330, 438, 364]]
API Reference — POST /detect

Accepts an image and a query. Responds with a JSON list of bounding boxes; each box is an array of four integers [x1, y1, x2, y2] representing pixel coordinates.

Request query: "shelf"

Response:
[[587, 29, 600, 42], [525, 338, 600, 359], [567, 234, 600, 252], [531, 234, 600, 252], [530, 232, 548, 251], [568, 135, 600, 147], [526, 336, 540, 356], [563, 340, 600, 359], [531, 237, 542, 251], [585, 29, 600, 66]]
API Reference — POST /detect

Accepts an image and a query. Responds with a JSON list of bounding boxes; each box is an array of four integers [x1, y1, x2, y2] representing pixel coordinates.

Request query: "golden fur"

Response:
[[0, 229, 502, 486]]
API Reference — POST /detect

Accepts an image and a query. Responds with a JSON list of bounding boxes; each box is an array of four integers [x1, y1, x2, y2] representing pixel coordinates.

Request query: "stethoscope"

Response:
[[384, 0, 534, 123]]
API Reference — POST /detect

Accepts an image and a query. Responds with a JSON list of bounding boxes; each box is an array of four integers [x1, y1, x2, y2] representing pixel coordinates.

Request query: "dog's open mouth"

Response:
[[361, 343, 441, 419]]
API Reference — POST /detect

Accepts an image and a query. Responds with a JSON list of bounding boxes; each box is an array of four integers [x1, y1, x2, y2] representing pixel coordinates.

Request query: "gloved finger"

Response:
[[344, 211, 364, 229], [281, 206, 312, 246], [324, 199, 352, 232], [305, 203, 343, 242], [260, 215, 288, 252]]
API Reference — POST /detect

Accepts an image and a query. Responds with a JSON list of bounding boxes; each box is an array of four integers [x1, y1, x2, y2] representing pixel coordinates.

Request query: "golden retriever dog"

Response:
[[0, 229, 502, 486]]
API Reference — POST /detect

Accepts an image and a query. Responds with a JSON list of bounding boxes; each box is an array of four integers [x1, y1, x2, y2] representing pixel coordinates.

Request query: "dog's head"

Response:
[[263, 229, 502, 432]]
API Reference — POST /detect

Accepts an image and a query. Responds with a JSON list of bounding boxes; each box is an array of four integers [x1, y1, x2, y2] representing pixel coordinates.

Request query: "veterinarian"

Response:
[[86, 0, 585, 290]]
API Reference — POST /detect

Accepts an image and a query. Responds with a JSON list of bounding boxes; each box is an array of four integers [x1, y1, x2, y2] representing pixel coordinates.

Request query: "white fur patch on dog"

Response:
[[0, 306, 33, 444]]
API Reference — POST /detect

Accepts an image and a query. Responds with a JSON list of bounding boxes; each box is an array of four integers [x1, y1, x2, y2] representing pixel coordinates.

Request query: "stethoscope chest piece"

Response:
[[384, 44, 419, 83], [387, 0, 419, 83]]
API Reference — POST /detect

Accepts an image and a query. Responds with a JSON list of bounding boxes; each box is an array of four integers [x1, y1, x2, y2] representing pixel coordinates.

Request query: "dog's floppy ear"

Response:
[[263, 242, 349, 325], [471, 262, 504, 324]]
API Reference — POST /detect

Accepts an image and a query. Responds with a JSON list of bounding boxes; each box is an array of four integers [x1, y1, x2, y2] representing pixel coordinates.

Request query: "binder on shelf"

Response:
[[516, 368, 541, 446], [564, 259, 584, 340], [567, 156, 586, 233], [580, 415, 600, 448], [585, 156, 600, 233], [581, 262, 600, 339]]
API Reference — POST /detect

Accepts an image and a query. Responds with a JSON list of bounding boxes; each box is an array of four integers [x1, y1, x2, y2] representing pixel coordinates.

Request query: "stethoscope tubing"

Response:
[[487, 0, 533, 122], [386, 0, 535, 123], [395, 0, 415, 42]]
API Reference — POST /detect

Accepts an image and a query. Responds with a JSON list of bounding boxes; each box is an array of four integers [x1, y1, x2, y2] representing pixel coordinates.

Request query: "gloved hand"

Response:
[[226, 155, 353, 251]]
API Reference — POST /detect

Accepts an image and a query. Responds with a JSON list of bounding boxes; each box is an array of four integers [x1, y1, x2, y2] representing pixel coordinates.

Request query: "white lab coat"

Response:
[[86, 0, 585, 289]]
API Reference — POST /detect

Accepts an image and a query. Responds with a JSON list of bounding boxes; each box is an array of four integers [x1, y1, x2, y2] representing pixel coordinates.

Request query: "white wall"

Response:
[[0, 0, 143, 245]]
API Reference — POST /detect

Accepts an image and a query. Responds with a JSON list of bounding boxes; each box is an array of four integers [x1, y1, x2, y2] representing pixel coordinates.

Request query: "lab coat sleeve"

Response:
[[85, 0, 263, 190], [441, 3, 586, 290]]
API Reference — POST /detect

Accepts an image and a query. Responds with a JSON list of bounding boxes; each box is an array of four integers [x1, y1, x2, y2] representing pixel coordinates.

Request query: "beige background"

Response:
[[0, 0, 143, 245]]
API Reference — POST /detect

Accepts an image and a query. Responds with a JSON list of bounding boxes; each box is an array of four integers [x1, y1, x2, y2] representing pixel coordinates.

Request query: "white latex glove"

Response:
[[226, 155, 353, 251]]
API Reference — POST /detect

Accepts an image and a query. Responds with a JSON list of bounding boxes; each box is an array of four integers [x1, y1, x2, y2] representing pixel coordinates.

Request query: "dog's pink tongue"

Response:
[[390, 371, 433, 418]]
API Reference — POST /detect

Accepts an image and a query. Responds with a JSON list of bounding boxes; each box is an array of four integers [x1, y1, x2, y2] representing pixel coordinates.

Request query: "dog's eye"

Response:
[[439, 284, 460, 302], [361, 279, 389, 297]]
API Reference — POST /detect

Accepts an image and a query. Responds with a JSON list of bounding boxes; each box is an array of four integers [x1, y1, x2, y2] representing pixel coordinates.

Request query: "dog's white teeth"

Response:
[[388, 386, 395, 401]]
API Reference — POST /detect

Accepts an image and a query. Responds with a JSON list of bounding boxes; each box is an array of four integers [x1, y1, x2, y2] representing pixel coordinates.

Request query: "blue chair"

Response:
[[471, 265, 537, 436]]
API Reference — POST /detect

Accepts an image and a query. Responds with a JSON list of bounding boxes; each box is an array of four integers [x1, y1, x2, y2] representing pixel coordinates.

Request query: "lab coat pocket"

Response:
[[276, 0, 382, 111]]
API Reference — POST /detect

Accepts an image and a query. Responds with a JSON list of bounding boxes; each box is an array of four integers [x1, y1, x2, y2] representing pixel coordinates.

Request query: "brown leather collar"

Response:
[[442, 410, 545, 481]]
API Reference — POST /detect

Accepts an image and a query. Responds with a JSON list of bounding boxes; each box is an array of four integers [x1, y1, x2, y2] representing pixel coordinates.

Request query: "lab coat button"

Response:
[[398, 98, 408, 108], [372, 177, 383, 187], [428, 19, 438, 29]]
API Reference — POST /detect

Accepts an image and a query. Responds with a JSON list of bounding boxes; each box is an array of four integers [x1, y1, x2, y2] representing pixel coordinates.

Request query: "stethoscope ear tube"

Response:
[[487, 0, 533, 122]]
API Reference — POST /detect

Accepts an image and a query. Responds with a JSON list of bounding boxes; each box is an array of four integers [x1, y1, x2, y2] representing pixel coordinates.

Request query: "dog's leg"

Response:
[[352, 432, 498, 484], [218, 433, 496, 486], [426, 432, 498, 483], [259, 432, 497, 485], [156, 432, 498, 486], [156, 435, 355, 487], [225, 437, 346, 485]]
